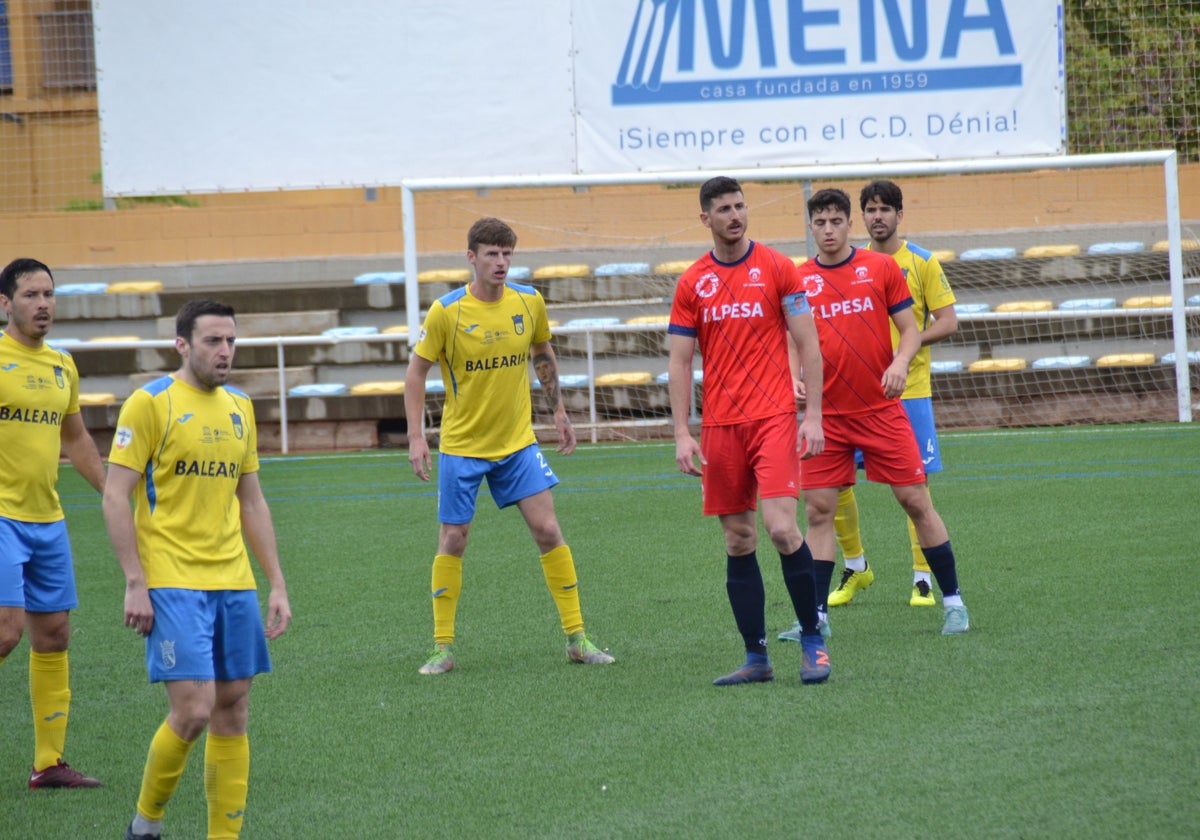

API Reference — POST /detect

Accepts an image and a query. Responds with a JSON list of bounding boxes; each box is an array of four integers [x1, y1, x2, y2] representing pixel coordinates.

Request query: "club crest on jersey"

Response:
[[231, 412, 244, 440], [114, 426, 133, 450], [160, 640, 176, 670], [746, 267, 764, 287], [695, 272, 719, 298], [802, 273, 825, 298], [512, 314, 525, 335], [54, 366, 64, 388]]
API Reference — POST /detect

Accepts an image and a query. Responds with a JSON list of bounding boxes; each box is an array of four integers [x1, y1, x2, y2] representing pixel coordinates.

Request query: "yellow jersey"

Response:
[[413, 282, 552, 459], [107, 374, 260, 590], [867, 240, 956, 399], [0, 334, 82, 523]]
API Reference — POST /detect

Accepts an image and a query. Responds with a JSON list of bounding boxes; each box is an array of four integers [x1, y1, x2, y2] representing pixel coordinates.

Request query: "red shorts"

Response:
[[799, 402, 926, 490], [700, 413, 799, 516]]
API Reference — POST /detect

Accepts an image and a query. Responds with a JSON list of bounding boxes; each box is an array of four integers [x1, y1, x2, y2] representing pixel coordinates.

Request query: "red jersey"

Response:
[[669, 241, 805, 426], [800, 246, 914, 417]]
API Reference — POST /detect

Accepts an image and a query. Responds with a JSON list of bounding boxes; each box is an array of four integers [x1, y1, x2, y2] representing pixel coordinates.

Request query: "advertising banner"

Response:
[[573, 0, 1065, 173]]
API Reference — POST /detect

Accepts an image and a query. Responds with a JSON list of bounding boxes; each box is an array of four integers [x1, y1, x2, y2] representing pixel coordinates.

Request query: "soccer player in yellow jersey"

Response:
[[406, 217, 615, 675], [0, 258, 106, 790], [780, 179, 959, 642], [103, 300, 292, 840]]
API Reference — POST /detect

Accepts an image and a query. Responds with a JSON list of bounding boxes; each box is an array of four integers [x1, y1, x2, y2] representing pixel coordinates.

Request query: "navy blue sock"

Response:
[[780, 542, 820, 635], [922, 540, 960, 596], [813, 559, 836, 613], [726, 552, 767, 654]]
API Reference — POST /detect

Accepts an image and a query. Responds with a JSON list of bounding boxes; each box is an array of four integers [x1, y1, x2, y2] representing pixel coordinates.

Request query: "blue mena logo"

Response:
[[613, 0, 1018, 105]]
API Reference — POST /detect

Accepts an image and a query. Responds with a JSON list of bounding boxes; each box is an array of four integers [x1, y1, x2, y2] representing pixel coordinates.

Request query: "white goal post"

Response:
[[400, 151, 1194, 430]]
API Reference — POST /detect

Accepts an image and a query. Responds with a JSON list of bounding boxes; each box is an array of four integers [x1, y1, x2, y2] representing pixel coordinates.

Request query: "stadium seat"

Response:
[[107, 280, 163, 294], [1096, 353, 1156, 366], [1058, 297, 1117, 311], [1086, 241, 1144, 255], [1023, 244, 1080, 258], [534, 263, 593, 302], [595, 371, 654, 387], [426, 379, 446, 394], [1032, 355, 1091, 369], [322, 326, 379, 338], [968, 358, 1027, 372], [353, 271, 405, 285], [1122, 295, 1172, 308], [1160, 351, 1200, 364], [381, 324, 409, 335], [653, 260, 693, 276], [953, 302, 990, 315], [561, 316, 621, 355], [349, 380, 404, 395], [558, 374, 592, 388], [1187, 294, 1200, 307], [595, 261, 652, 298], [507, 266, 531, 281], [86, 335, 142, 343], [625, 314, 670, 326], [1152, 239, 1200, 251], [54, 283, 109, 295], [958, 247, 1017, 260], [288, 383, 349, 397], [46, 337, 84, 349], [930, 360, 964, 373], [77, 393, 118, 406], [654, 370, 703, 384], [931, 249, 956, 263], [995, 300, 1053, 312], [418, 268, 471, 284]]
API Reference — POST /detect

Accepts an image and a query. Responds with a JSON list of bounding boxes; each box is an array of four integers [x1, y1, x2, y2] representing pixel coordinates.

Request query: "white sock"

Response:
[[943, 594, 964, 608], [844, 554, 866, 572], [131, 815, 162, 837]]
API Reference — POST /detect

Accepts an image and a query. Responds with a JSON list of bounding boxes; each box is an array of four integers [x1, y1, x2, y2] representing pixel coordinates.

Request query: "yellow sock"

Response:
[[431, 554, 463, 646], [835, 486, 865, 560], [30, 650, 70, 770], [137, 722, 197, 821], [910, 486, 932, 572], [205, 733, 249, 840], [541, 545, 584, 636]]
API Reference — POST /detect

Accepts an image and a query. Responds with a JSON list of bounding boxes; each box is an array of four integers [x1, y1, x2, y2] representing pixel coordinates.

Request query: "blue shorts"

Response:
[[145, 588, 271, 684], [437, 444, 559, 525], [853, 397, 942, 476], [0, 517, 78, 612]]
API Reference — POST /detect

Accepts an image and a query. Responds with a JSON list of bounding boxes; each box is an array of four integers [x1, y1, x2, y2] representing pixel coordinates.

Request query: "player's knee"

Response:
[[0, 625, 23, 658]]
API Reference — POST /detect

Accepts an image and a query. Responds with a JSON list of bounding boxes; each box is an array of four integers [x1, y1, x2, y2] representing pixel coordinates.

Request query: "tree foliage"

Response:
[[1066, 0, 1200, 159]]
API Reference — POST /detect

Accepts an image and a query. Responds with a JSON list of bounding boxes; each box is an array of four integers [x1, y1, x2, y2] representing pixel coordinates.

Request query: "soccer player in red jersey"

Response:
[[668, 176, 831, 686], [797, 188, 969, 635]]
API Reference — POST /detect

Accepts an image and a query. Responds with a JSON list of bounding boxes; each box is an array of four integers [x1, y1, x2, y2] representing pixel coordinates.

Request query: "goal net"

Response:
[[400, 152, 1198, 440]]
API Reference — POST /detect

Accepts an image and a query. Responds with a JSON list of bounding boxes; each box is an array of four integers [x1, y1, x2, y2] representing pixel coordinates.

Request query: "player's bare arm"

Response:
[[101, 463, 155, 635], [787, 312, 825, 458], [404, 354, 435, 481], [667, 333, 703, 475], [237, 472, 292, 640], [886, 307, 921, 398], [921, 302, 959, 346], [532, 341, 575, 455], [60, 412, 107, 493]]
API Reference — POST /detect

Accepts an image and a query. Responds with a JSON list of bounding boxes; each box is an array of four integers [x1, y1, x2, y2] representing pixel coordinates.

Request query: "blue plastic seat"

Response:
[[1086, 241, 1144, 255], [288, 383, 349, 397], [1187, 294, 1200, 307], [54, 283, 110, 295], [1032, 355, 1091, 369], [958, 247, 1017, 260], [594, 262, 651, 276], [953, 302, 991, 315], [930, 360, 964, 373], [565, 317, 621, 329], [322, 326, 379, 338], [507, 266, 531, 281], [655, 370, 703, 384], [426, 379, 446, 394], [1161, 351, 1200, 364], [1058, 298, 1117, 311], [353, 271, 405, 285]]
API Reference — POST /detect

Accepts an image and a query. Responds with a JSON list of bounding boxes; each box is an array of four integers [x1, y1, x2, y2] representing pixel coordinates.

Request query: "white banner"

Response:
[[572, 0, 1065, 173], [93, 1, 1064, 194]]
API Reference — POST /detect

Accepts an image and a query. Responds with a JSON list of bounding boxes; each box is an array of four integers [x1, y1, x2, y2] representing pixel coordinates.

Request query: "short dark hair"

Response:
[[0, 258, 53, 299], [699, 176, 743, 211], [176, 300, 236, 341], [807, 188, 852, 219], [467, 217, 518, 253], [859, 179, 904, 211]]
